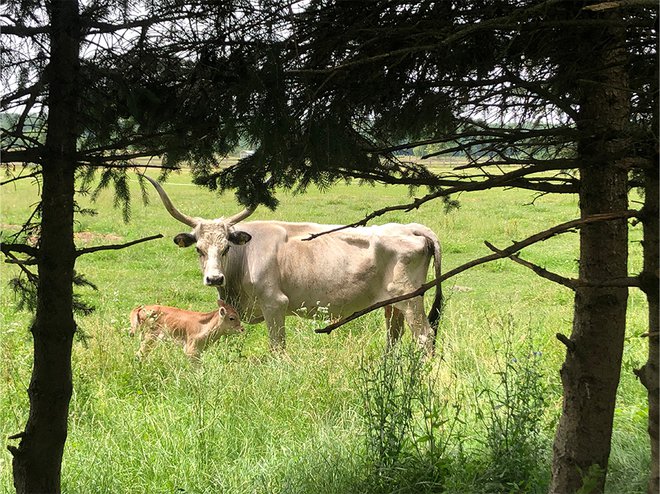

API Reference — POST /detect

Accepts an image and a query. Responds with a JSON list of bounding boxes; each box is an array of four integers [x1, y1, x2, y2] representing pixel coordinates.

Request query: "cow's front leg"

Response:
[[260, 292, 288, 352]]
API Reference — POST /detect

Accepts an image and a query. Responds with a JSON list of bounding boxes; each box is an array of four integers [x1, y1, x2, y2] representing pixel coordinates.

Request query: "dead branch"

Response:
[[0, 149, 42, 165], [315, 209, 640, 334], [5, 258, 37, 266], [304, 163, 568, 240], [2, 250, 38, 282], [75, 234, 163, 258], [583, 0, 658, 12], [0, 171, 41, 186], [485, 241, 642, 290], [1, 243, 38, 258], [484, 240, 578, 289], [556, 333, 576, 352]]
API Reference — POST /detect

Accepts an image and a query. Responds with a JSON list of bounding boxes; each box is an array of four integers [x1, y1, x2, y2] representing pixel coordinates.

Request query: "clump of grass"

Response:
[[355, 315, 553, 493], [473, 315, 551, 493], [358, 344, 424, 474], [357, 342, 463, 492]]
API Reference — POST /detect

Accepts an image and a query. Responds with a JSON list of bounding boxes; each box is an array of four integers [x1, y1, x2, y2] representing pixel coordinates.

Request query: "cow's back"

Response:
[[226, 221, 432, 318]]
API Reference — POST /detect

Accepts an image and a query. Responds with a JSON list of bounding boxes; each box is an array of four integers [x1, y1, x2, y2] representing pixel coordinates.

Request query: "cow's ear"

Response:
[[173, 233, 196, 248], [228, 230, 252, 245], [218, 305, 227, 317]]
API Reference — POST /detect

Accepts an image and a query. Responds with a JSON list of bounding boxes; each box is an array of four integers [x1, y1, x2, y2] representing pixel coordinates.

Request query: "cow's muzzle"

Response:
[[204, 274, 225, 287]]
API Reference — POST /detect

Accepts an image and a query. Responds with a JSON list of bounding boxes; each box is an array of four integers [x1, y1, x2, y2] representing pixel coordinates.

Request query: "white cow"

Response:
[[143, 176, 442, 353]]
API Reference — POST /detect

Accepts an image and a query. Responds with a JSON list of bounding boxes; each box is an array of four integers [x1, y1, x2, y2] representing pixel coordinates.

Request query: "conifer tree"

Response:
[[1, 1, 270, 491]]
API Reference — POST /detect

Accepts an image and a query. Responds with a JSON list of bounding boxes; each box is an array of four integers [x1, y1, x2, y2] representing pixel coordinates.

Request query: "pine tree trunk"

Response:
[[9, 1, 80, 492], [636, 155, 659, 494], [550, 12, 630, 494], [637, 51, 660, 492]]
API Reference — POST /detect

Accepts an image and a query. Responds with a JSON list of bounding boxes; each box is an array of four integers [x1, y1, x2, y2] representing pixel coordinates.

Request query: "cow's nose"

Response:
[[204, 274, 225, 286]]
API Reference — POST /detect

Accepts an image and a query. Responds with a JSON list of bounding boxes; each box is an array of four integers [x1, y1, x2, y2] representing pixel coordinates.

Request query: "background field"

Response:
[[0, 168, 649, 493]]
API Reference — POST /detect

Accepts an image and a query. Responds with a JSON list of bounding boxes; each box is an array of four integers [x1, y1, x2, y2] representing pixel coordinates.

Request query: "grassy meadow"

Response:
[[0, 167, 650, 493]]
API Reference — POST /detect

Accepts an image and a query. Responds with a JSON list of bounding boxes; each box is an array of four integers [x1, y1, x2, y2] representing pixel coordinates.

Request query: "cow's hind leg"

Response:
[[384, 305, 405, 351], [396, 296, 435, 355]]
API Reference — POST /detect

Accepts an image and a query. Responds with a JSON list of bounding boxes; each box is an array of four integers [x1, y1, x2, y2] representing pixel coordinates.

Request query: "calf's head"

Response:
[[216, 300, 245, 335], [143, 175, 252, 287]]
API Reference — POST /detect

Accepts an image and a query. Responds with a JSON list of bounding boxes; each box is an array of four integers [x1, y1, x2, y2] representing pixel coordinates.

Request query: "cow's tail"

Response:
[[418, 227, 443, 334], [129, 306, 144, 336]]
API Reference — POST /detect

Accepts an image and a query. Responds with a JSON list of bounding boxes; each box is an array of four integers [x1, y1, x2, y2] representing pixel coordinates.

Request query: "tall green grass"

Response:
[[0, 169, 649, 493]]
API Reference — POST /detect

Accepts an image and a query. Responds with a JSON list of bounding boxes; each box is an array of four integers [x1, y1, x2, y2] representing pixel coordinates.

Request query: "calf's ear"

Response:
[[218, 306, 227, 317], [173, 233, 196, 248], [228, 230, 252, 245]]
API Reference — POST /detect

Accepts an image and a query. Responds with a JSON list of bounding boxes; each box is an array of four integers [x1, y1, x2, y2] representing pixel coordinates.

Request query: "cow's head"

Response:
[[143, 175, 253, 287]]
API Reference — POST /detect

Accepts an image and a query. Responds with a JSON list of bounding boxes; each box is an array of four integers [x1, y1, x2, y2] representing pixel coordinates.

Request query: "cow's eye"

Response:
[[195, 247, 205, 257], [221, 246, 230, 256]]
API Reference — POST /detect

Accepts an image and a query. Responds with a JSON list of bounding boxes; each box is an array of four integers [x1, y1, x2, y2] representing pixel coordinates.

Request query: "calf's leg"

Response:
[[136, 331, 158, 359], [183, 339, 202, 360]]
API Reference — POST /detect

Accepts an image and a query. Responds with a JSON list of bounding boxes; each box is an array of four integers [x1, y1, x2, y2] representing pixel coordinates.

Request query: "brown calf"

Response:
[[129, 300, 244, 359]]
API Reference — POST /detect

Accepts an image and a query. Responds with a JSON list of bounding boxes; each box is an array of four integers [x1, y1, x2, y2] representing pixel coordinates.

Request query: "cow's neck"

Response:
[[219, 251, 249, 310]]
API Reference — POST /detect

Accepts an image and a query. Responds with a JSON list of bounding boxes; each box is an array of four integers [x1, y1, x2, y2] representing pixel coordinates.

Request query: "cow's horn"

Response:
[[141, 175, 199, 227], [226, 206, 255, 226]]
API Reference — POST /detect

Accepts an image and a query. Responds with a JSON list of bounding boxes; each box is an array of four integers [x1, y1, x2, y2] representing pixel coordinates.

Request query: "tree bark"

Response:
[[637, 44, 660, 492], [550, 10, 630, 494], [635, 136, 659, 494], [8, 1, 80, 492]]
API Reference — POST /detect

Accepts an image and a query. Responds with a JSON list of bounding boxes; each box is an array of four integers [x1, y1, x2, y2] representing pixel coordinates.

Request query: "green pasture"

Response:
[[0, 168, 649, 493]]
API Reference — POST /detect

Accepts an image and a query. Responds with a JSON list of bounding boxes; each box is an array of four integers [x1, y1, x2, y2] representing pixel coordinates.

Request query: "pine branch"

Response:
[[0, 24, 48, 36], [315, 209, 640, 334], [342, 168, 577, 193], [79, 162, 173, 171], [290, 0, 650, 78]]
